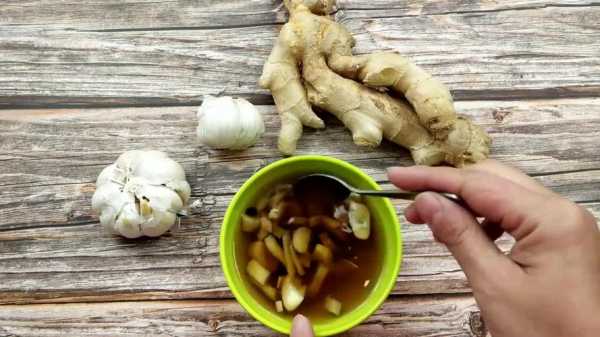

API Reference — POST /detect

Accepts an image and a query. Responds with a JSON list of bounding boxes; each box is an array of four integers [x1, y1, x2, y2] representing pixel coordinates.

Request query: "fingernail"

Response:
[[293, 314, 308, 323], [405, 203, 417, 221], [387, 166, 410, 179], [387, 166, 425, 175], [386, 167, 401, 175]]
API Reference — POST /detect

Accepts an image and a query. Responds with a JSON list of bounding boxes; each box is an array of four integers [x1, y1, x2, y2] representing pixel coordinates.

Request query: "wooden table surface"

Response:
[[1, 1, 599, 336]]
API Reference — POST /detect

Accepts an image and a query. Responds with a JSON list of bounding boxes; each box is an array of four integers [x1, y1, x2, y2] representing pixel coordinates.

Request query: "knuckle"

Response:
[[432, 217, 470, 246], [461, 168, 481, 181], [459, 170, 489, 195]]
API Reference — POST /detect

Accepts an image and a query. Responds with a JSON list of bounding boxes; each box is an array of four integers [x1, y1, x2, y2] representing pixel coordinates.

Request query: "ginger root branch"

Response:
[[260, 0, 491, 166]]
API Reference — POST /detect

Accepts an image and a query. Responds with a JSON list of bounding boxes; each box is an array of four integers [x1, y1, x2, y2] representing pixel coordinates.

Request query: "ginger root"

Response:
[[260, 0, 491, 166]]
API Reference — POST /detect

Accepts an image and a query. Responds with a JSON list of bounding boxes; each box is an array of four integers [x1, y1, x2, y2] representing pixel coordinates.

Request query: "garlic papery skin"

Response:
[[91, 150, 191, 239], [196, 95, 265, 150]]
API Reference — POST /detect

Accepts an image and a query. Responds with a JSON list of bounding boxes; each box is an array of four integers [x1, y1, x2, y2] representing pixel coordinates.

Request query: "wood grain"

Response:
[[1, 1, 594, 30], [1, 2, 598, 335], [0, 4, 598, 107], [1, 99, 599, 304], [0, 295, 489, 337]]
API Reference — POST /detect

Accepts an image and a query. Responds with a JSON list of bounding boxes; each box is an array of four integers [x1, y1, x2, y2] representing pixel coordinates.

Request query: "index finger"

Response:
[[387, 165, 555, 240], [468, 159, 552, 196]]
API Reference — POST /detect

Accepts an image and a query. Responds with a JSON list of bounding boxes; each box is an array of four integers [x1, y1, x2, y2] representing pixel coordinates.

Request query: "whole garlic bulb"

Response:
[[197, 95, 265, 150], [91, 150, 191, 239]]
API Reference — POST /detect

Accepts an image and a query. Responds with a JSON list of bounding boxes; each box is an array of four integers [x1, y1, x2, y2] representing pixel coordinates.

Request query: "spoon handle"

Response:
[[355, 190, 420, 199], [356, 190, 470, 210]]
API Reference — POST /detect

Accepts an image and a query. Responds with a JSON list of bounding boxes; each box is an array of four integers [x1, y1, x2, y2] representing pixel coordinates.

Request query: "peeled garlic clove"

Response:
[[292, 227, 311, 253], [249, 241, 280, 272], [247, 259, 271, 286], [281, 277, 306, 311], [313, 244, 333, 266], [275, 300, 284, 313], [348, 200, 371, 240], [290, 242, 305, 276], [324, 296, 342, 316], [241, 214, 260, 232], [307, 263, 329, 297], [264, 235, 286, 264], [260, 216, 274, 233], [259, 284, 278, 301], [282, 231, 296, 278], [268, 207, 281, 221]]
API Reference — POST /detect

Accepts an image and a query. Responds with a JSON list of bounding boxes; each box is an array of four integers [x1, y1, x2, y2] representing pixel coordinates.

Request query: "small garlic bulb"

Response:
[[197, 95, 265, 150], [91, 150, 191, 239]]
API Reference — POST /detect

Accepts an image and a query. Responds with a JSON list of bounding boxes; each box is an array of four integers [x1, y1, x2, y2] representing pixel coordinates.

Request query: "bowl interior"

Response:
[[220, 155, 402, 336]]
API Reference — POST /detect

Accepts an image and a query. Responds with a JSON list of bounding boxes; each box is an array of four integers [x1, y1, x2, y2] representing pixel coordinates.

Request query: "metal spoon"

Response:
[[294, 173, 468, 208]]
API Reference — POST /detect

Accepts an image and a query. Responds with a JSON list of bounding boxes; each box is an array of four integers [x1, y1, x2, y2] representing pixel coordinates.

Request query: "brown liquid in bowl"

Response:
[[235, 182, 383, 322]]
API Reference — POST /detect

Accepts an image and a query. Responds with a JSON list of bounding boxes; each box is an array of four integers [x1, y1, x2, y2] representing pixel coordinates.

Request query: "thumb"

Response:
[[290, 314, 314, 337], [409, 192, 520, 287]]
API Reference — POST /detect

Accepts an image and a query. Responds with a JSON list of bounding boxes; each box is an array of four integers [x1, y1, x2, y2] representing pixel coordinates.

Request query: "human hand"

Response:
[[290, 315, 314, 337], [388, 160, 600, 337]]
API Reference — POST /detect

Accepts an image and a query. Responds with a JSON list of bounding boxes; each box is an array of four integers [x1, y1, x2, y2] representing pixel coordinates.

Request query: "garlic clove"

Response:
[[118, 151, 187, 186], [348, 200, 371, 240], [196, 95, 265, 150], [139, 198, 152, 217], [135, 184, 183, 213], [91, 182, 123, 212], [115, 204, 144, 239], [166, 180, 191, 204], [141, 212, 176, 237], [197, 96, 242, 149], [96, 164, 117, 186], [232, 98, 265, 150], [98, 208, 118, 232], [281, 277, 306, 311]]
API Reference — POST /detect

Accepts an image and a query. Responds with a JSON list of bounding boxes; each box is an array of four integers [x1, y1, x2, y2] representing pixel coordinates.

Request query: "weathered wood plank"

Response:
[[336, 0, 600, 26], [0, 5, 598, 107], [0, 99, 599, 304], [0, 0, 285, 30], [199, 98, 600, 203], [0, 295, 489, 337], [351, 6, 600, 101], [1, 0, 594, 30]]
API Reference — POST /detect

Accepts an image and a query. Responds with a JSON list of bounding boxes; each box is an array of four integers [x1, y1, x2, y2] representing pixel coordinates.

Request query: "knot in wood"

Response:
[[492, 108, 512, 123], [207, 319, 220, 332]]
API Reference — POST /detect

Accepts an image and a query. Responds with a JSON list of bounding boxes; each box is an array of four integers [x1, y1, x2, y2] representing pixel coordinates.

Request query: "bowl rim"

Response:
[[220, 155, 402, 336]]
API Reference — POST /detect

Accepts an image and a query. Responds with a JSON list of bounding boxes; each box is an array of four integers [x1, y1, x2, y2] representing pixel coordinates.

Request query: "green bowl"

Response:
[[220, 155, 403, 336]]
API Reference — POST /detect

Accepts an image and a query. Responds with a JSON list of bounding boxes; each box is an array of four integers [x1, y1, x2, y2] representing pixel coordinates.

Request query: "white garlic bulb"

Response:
[[196, 95, 265, 150], [91, 150, 191, 239]]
